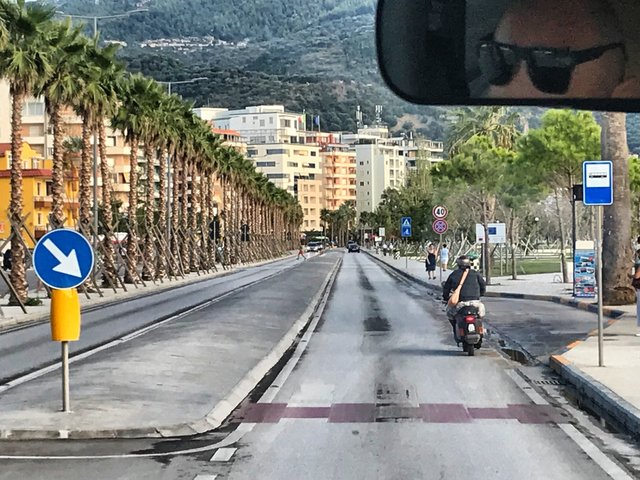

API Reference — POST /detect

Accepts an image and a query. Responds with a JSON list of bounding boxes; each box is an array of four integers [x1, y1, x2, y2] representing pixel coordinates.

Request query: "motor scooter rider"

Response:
[[442, 255, 487, 340]]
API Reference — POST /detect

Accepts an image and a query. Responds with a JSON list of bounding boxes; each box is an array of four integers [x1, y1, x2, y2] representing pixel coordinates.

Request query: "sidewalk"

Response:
[[0, 252, 340, 440], [368, 250, 640, 440], [0, 252, 297, 331]]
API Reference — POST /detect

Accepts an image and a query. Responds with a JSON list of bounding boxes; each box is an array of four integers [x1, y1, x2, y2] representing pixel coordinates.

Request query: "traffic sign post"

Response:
[[432, 219, 449, 283], [400, 217, 412, 269], [33, 229, 94, 412], [582, 161, 613, 368]]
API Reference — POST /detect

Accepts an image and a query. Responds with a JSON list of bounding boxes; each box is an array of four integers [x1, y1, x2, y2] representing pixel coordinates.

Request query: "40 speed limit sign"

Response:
[[432, 205, 448, 219]]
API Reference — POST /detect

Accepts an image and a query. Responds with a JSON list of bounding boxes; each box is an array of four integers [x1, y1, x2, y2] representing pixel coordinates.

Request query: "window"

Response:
[[304, 196, 309, 203], [310, 151, 317, 157], [293, 150, 308, 156], [359, 181, 364, 186], [310, 185, 316, 192], [37, 213, 42, 225], [266, 148, 288, 155], [359, 161, 364, 166], [36, 183, 41, 196], [287, 162, 299, 168], [269, 117, 274, 124], [23, 101, 44, 116], [260, 119, 265, 127], [281, 119, 291, 128], [266, 173, 289, 179], [29, 125, 44, 137], [107, 136, 117, 147], [45, 182, 53, 196], [256, 161, 276, 167], [242, 117, 246, 123], [247, 149, 258, 156], [304, 208, 309, 215], [31, 159, 40, 169], [303, 163, 316, 169]]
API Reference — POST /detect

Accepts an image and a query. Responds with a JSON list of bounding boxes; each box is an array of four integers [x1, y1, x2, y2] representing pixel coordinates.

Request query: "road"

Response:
[[0, 268, 39, 299], [0, 252, 637, 479]]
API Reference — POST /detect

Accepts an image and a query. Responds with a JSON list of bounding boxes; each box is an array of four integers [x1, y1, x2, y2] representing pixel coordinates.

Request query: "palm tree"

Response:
[[446, 107, 521, 156], [34, 20, 84, 229], [112, 74, 155, 283], [0, 0, 56, 304], [601, 112, 636, 305]]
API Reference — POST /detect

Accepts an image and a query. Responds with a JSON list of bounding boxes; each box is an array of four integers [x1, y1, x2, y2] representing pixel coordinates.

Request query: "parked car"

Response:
[[348, 243, 360, 253]]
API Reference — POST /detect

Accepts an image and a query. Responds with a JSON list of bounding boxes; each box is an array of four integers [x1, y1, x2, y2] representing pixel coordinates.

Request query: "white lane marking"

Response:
[[193, 475, 217, 480], [209, 447, 236, 462], [560, 424, 634, 480], [0, 263, 298, 395], [506, 370, 548, 405], [508, 371, 634, 479], [0, 258, 341, 461]]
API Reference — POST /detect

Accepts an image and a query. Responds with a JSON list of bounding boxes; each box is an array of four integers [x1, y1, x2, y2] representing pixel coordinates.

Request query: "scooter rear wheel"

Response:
[[466, 343, 475, 356]]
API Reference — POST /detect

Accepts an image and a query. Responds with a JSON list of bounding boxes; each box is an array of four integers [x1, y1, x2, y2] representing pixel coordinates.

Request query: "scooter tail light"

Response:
[[464, 315, 476, 323]]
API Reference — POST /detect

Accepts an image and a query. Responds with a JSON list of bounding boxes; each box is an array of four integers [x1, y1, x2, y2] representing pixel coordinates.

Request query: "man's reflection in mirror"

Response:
[[477, 0, 627, 98]]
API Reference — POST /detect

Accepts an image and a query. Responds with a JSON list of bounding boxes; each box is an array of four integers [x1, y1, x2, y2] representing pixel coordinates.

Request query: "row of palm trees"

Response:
[[0, 0, 303, 304]]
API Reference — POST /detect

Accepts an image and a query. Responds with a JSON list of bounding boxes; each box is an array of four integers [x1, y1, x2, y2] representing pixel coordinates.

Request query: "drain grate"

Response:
[[532, 379, 564, 386]]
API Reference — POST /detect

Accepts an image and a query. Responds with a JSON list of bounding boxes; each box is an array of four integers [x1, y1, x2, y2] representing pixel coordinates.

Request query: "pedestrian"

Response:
[[297, 244, 307, 261], [426, 243, 437, 280], [440, 243, 450, 272], [633, 249, 640, 336]]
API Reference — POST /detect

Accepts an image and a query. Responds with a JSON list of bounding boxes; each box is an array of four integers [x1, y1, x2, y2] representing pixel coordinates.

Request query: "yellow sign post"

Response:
[[50, 288, 81, 412]]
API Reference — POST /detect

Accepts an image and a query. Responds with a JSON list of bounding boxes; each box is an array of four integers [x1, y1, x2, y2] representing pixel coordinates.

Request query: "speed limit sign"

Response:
[[432, 205, 448, 219]]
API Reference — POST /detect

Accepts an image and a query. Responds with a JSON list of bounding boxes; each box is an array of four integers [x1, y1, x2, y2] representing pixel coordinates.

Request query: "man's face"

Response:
[[486, 0, 626, 98]]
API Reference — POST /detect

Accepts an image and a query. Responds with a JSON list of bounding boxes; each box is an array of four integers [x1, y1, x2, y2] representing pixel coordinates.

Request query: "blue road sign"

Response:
[[33, 229, 95, 289], [401, 217, 412, 228], [583, 161, 613, 206], [401, 226, 412, 237]]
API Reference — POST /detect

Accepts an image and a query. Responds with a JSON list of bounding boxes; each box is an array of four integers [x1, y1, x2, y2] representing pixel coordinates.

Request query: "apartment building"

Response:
[[321, 144, 356, 211], [342, 126, 414, 214], [0, 142, 79, 246]]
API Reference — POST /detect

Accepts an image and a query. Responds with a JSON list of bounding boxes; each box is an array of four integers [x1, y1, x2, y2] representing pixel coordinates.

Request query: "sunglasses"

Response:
[[477, 35, 625, 95]]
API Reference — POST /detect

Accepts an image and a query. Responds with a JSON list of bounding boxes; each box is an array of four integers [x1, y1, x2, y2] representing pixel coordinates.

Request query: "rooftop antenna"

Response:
[[375, 105, 383, 126]]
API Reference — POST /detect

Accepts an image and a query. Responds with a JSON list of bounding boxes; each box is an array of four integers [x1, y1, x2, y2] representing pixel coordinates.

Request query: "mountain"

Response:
[[54, 0, 454, 137]]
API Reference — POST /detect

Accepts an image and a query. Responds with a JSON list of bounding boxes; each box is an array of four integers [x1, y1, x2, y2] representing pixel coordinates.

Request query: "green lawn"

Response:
[[489, 257, 562, 277]]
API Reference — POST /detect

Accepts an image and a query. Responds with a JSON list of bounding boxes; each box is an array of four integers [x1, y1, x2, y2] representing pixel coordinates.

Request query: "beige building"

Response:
[[321, 144, 356, 211]]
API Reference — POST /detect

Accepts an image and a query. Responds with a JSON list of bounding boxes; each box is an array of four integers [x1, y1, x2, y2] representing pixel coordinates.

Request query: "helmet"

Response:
[[456, 255, 471, 269]]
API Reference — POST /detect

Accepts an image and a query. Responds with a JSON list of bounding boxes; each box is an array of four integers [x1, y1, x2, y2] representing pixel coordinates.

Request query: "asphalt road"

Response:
[[0, 255, 303, 384], [0, 252, 637, 480]]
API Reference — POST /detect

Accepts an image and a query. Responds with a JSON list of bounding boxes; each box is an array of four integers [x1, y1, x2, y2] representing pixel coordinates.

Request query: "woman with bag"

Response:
[[443, 256, 486, 341]]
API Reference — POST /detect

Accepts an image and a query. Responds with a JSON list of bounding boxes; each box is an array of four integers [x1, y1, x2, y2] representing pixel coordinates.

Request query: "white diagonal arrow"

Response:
[[43, 239, 82, 278]]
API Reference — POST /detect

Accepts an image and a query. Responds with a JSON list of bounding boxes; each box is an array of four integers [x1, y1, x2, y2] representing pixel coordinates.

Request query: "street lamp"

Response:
[[56, 8, 148, 242], [156, 77, 209, 244], [157, 77, 209, 96]]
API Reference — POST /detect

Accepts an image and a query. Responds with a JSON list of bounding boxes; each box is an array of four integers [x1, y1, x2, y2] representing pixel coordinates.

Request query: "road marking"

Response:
[[209, 447, 236, 462], [0, 258, 341, 461], [560, 424, 634, 480], [506, 369, 548, 405], [193, 475, 217, 480]]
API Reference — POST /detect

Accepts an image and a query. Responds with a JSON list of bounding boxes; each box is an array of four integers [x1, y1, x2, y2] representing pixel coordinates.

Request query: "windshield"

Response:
[[1, 1, 639, 480]]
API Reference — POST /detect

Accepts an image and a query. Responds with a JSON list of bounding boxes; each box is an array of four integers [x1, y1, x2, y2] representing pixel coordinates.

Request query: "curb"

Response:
[[0, 253, 342, 440], [364, 251, 627, 320], [0, 253, 297, 333], [550, 353, 640, 440]]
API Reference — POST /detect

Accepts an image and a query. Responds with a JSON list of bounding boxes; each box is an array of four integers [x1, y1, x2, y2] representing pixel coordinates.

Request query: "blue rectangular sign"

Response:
[[583, 161, 613, 206], [401, 226, 412, 238]]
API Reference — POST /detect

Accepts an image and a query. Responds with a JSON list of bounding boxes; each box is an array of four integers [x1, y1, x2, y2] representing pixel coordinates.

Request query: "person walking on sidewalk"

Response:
[[633, 249, 640, 336], [297, 244, 307, 261], [439, 243, 450, 273], [426, 243, 437, 280]]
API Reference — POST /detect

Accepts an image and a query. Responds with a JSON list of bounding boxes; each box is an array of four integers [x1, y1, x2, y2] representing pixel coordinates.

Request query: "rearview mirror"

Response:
[[376, 0, 640, 111]]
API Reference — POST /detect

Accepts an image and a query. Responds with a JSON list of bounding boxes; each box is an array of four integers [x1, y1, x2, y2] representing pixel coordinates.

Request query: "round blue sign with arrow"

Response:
[[33, 229, 95, 289]]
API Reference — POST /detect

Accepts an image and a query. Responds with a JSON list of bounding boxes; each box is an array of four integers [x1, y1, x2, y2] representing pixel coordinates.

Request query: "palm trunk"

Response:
[[156, 148, 167, 279], [189, 160, 200, 272], [8, 90, 27, 304], [180, 157, 190, 269], [99, 119, 117, 286], [79, 114, 93, 230], [142, 143, 155, 280], [124, 136, 139, 284], [49, 102, 65, 228], [602, 112, 635, 304], [171, 153, 181, 255]]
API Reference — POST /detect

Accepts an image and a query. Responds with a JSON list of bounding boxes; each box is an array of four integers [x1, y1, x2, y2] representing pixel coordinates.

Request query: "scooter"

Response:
[[453, 305, 484, 356]]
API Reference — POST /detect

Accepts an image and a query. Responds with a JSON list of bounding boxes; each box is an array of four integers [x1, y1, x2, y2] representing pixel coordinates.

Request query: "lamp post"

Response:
[[156, 77, 209, 244], [56, 8, 148, 242]]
